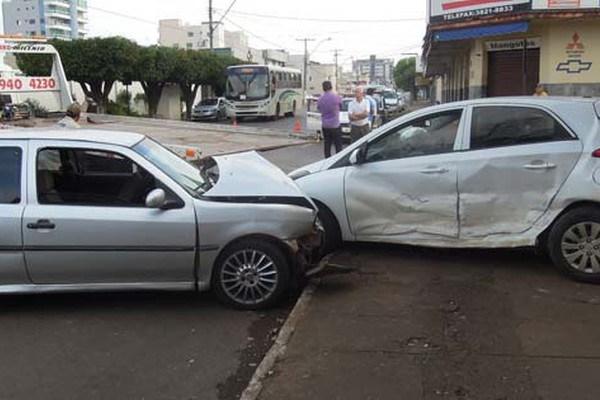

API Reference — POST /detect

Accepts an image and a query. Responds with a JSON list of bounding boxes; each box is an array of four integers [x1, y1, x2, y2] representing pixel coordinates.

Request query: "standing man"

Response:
[[317, 80, 343, 158], [365, 88, 378, 130], [348, 88, 371, 143]]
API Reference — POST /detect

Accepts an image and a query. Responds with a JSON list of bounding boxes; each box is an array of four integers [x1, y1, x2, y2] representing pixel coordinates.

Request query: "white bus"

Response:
[[224, 65, 303, 120]]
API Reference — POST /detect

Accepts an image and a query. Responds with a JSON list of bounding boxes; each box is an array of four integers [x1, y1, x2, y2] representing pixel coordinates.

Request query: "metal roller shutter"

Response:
[[487, 49, 540, 97]]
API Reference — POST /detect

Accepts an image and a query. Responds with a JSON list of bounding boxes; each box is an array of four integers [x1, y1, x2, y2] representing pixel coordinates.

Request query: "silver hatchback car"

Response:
[[291, 97, 600, 283], [0, 129, 318, 309]]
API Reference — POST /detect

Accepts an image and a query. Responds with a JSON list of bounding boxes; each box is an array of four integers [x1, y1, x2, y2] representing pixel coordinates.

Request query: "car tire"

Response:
[[548, 206, 600, 283], [212, 238, 290, 310], [315, 201, 342, 258]]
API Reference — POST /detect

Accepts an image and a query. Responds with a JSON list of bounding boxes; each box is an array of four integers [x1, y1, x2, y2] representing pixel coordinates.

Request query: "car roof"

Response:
[[438, 96, 599, 108], [0, 128, 145, 147]]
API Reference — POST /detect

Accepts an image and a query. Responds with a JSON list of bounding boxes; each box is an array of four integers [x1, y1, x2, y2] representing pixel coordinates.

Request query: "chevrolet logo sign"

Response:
[[556, 60, 592, 74]]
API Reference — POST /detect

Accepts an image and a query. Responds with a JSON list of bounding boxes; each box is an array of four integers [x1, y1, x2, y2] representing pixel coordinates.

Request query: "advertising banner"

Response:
[[429, 0, 531, 22], [532, 0, 600, 9]]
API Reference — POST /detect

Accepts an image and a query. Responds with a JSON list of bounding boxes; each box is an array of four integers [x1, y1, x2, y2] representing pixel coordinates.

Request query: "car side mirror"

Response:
[[349, 145, 367, 165], [146, 188, 166, 209]]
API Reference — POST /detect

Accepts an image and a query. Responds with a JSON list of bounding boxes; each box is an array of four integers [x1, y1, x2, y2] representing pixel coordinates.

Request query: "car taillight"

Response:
[[593, 149, 600, 158]]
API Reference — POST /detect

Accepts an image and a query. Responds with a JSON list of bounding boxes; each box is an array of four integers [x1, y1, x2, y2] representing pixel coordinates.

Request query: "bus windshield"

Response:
[[226, 67, 269, 101]]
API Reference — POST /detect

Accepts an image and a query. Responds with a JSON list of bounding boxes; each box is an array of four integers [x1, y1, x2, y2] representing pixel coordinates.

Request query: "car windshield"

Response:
[[199, 99, 218, 106], [133, 138, 212, 197], [342, 99, 352, 112], [226, 67, 269, 101]]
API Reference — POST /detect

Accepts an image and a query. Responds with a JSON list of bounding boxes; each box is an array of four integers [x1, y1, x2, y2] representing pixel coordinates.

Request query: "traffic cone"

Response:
[[294, 120, 301, 133], [232, 119, 238, 127]]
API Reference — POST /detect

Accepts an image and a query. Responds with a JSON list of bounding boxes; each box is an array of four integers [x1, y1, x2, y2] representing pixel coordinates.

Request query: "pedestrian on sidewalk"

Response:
[[56, 102, 81, 129], [317, 80, 343, 158], [534, 84, 549, 97], [365, 88, 378, 130], [348, 87, 371, 143]]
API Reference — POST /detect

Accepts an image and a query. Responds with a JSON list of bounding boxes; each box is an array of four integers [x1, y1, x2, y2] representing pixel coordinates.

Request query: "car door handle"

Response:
[[523, 163, 557, 170], [420, 167, 449, 174], [27, 219, 56, 230]]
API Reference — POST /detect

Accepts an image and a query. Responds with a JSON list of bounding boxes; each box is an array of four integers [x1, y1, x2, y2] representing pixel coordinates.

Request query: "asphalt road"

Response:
[[212, 107, 312, 134]]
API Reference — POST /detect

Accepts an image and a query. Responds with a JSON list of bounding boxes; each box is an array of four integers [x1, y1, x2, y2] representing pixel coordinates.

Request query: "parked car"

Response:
[[305, 96, 355, 141], [0, 130, 319, 309], [290, 97, 600, 283], [192, 97, 227, 122]]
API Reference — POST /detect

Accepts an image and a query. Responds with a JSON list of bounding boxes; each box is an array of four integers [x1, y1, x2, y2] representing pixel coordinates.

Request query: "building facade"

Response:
[[424, 0, 600, 102], [158, 19, 225, 50], [353, 56, 395, 87], [2, 0, 88, 40], [288, 55, 337, 96]]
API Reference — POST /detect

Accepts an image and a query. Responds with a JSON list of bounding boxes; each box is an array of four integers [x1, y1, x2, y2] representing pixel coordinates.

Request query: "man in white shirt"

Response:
[[56, 102, 81, 129], [348, 88, 371, 143]]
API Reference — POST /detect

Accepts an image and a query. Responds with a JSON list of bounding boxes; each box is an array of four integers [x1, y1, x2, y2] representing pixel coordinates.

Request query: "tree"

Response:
[[17, 38, 137, 114], [133, 46, 178, 118], [174, 50, 241, 120], [394, 57, 417, 98]]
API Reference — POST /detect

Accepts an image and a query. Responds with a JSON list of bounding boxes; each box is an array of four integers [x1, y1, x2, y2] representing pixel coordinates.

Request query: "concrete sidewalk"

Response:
[[31, 115, 312, 157], [258, 245, 600, 400]]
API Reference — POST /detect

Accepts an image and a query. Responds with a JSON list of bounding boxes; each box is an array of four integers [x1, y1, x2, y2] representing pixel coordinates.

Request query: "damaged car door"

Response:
[[458, 105, 582, 238], [345, 109, 465, 240]]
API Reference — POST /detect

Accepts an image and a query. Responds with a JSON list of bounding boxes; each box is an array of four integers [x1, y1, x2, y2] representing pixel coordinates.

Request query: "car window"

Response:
[[36, 147, 178, 208], [470, 106, 573, 150], [0, 147, 22, 204], [365, 109, 463, 163]]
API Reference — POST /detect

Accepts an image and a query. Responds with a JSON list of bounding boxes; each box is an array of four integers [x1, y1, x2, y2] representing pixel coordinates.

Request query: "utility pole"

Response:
[[333, 49, 341, 92], [209, 0, 214, 50], [296, 38, 315, 98]]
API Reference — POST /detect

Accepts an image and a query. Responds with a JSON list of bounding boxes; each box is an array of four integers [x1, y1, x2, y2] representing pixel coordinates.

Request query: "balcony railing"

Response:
[[45, 0, 70, 8]]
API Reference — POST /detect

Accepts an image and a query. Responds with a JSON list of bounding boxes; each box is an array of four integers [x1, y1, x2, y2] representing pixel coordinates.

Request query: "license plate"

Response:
[[342, 127, 351, 133]]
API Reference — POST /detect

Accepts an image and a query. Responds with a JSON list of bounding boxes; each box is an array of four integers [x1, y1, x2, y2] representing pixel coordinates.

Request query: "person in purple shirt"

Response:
[[317, 80, 343, 158]]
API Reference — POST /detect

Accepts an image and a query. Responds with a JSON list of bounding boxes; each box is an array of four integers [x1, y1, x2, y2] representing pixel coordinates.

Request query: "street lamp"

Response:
[[296, 37, 331, 99]]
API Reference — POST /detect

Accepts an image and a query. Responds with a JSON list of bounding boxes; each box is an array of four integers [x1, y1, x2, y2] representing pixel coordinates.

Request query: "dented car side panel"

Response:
[[345, 153, 460, 238]]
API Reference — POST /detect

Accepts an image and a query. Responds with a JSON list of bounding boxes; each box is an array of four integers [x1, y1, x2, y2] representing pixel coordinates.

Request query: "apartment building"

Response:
[[158, 19, 225, 50], [2, 0, 88, 40], [353, 56, 395, 87]]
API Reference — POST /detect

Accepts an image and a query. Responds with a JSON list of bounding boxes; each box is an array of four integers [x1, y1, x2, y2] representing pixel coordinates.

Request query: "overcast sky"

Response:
[[1, 0, 426, 68]]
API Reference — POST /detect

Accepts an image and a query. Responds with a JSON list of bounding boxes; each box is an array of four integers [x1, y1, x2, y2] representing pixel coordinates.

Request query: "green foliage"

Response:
[[116, 89, 131, 106], [394, 57, 417, 93], [22, 98, 49, 117], [18, 37, 242, 119], [106, 89, 139, 117], [133, 93, 147, 104]]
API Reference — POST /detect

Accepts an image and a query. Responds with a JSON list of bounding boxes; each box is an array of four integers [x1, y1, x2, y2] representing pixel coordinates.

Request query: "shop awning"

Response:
[[433, 22, 529, 41]]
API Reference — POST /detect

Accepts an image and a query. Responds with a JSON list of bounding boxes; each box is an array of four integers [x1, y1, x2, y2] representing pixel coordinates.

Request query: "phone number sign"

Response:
[[0, 77, 58, 92], [430, 0, 531, 22]]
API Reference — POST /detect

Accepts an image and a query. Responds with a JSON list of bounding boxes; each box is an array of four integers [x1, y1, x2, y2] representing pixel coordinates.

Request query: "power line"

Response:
[[217, 14, 289, 50], [214, 8, 425, 23]]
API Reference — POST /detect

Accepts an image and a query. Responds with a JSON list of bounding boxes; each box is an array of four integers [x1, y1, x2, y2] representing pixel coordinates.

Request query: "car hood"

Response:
[[202, 151, 316, 208]]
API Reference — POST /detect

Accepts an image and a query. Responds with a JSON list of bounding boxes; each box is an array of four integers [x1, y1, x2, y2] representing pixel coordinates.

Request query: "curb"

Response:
[[240, 281, 319, 400], [86, 114, 316, 141]]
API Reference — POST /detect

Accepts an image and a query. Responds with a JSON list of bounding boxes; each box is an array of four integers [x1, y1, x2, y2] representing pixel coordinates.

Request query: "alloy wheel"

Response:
[[561, 222, 600, 273], [220, 249, 279, 305]]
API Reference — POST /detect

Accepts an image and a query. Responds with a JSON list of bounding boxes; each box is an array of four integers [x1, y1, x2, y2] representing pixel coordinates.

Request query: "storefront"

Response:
[[424, 0, 600, 101]]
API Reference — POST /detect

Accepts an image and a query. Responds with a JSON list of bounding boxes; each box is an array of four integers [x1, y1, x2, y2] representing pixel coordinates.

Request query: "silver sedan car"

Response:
[[291, 97, 600, 283], [0, 129, 318, 309]]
